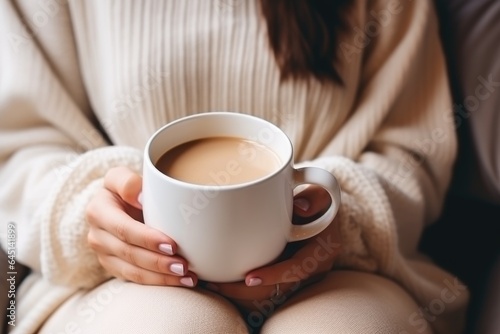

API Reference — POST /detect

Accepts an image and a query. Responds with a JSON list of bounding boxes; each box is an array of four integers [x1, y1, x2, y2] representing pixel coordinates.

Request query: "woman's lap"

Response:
[[39, 271, 430, 334], [38, 279, 248, 334], [261, 270, 432, 334]]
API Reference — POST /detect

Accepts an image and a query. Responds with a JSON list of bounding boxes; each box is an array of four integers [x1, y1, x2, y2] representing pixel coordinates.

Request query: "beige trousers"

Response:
[[38, 271, 433, 334]]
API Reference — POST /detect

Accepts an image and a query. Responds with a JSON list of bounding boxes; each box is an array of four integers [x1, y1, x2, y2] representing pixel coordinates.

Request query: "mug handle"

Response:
[[287, 167, 341, 242]]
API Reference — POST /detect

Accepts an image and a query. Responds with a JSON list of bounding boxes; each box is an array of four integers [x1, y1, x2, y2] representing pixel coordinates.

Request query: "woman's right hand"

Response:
[[85, 166, 197, 287]]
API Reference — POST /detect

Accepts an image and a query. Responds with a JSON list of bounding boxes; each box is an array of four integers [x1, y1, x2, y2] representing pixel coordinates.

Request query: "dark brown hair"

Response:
[[259, 0, 353, 85]]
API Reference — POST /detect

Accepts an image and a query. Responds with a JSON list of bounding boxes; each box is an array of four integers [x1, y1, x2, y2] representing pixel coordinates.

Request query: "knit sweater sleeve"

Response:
[[0, 1, 141, 288], [300, 0, 457, 275]]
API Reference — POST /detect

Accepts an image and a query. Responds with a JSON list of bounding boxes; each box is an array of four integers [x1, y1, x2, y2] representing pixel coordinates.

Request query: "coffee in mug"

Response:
[[155, 136, 282, 186], [142, 112, 341, 282]]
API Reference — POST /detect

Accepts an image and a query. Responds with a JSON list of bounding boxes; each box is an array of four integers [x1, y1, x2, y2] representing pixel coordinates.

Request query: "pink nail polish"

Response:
[[159, 243, 174, 255], [180, 277, 194, 287], [170, 263, 185, 276], [247, 277, 262, 286], [293, 198, 310, 212]]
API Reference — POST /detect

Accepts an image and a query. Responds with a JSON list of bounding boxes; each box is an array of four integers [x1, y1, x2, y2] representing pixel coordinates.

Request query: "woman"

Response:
[[0, 0, 468, 333]]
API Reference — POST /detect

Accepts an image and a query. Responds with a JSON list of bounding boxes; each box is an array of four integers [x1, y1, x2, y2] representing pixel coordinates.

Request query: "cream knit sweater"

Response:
[[0, 0, 468, 333]]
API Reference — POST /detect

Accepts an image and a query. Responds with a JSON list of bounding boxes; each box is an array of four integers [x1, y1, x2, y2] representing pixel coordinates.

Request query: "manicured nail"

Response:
[[294, 198, 310, 212], [137, 192, 143, 206], [159, 243, 174, 255], [170, 263, 185, 276], [247, 277, 262, 287], [180, 277, 194, 287]]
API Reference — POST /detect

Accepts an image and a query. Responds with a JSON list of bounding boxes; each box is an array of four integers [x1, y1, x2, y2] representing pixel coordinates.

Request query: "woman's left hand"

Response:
[[203, 185, 342, 313]]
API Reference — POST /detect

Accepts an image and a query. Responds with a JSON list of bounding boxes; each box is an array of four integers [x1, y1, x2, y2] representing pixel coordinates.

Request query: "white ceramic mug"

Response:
[[142, 112, 341, 282]]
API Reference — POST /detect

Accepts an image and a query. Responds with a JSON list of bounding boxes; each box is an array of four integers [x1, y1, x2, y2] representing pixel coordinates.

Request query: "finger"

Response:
[[293, 184, 331, 217], [86, 189, 177, 255], [244, 249, 335, 287], [100, 255, 197, 287], [104, 166, 143, 209], [246, 217, 342, 286], [88, 227, 188, 276], [205, 281, 299, 301]]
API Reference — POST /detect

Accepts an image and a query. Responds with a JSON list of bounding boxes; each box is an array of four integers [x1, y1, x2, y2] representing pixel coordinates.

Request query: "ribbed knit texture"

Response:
[[0, 1, 468, 333]]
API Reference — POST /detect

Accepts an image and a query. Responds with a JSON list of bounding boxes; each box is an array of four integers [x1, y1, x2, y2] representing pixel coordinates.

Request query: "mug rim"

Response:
[[144, 111, 294, 190]]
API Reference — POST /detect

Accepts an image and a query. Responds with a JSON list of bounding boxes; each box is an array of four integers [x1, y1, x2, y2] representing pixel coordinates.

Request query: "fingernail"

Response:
[[170, 263, 185, 276], [247, 277, 262, 287], [137, 192, 143, 206], [159, 243, 174, 255], [180, 277, 194, 287], [294, 198, 310, 212]]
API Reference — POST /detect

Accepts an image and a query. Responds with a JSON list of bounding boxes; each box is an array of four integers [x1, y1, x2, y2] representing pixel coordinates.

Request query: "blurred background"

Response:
[[420, 1, 500, 333]]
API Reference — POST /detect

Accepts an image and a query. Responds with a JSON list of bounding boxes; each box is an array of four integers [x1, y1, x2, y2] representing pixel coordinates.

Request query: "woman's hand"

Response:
[[85, 166, 197, 287], [204, 185, 342, 312]]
